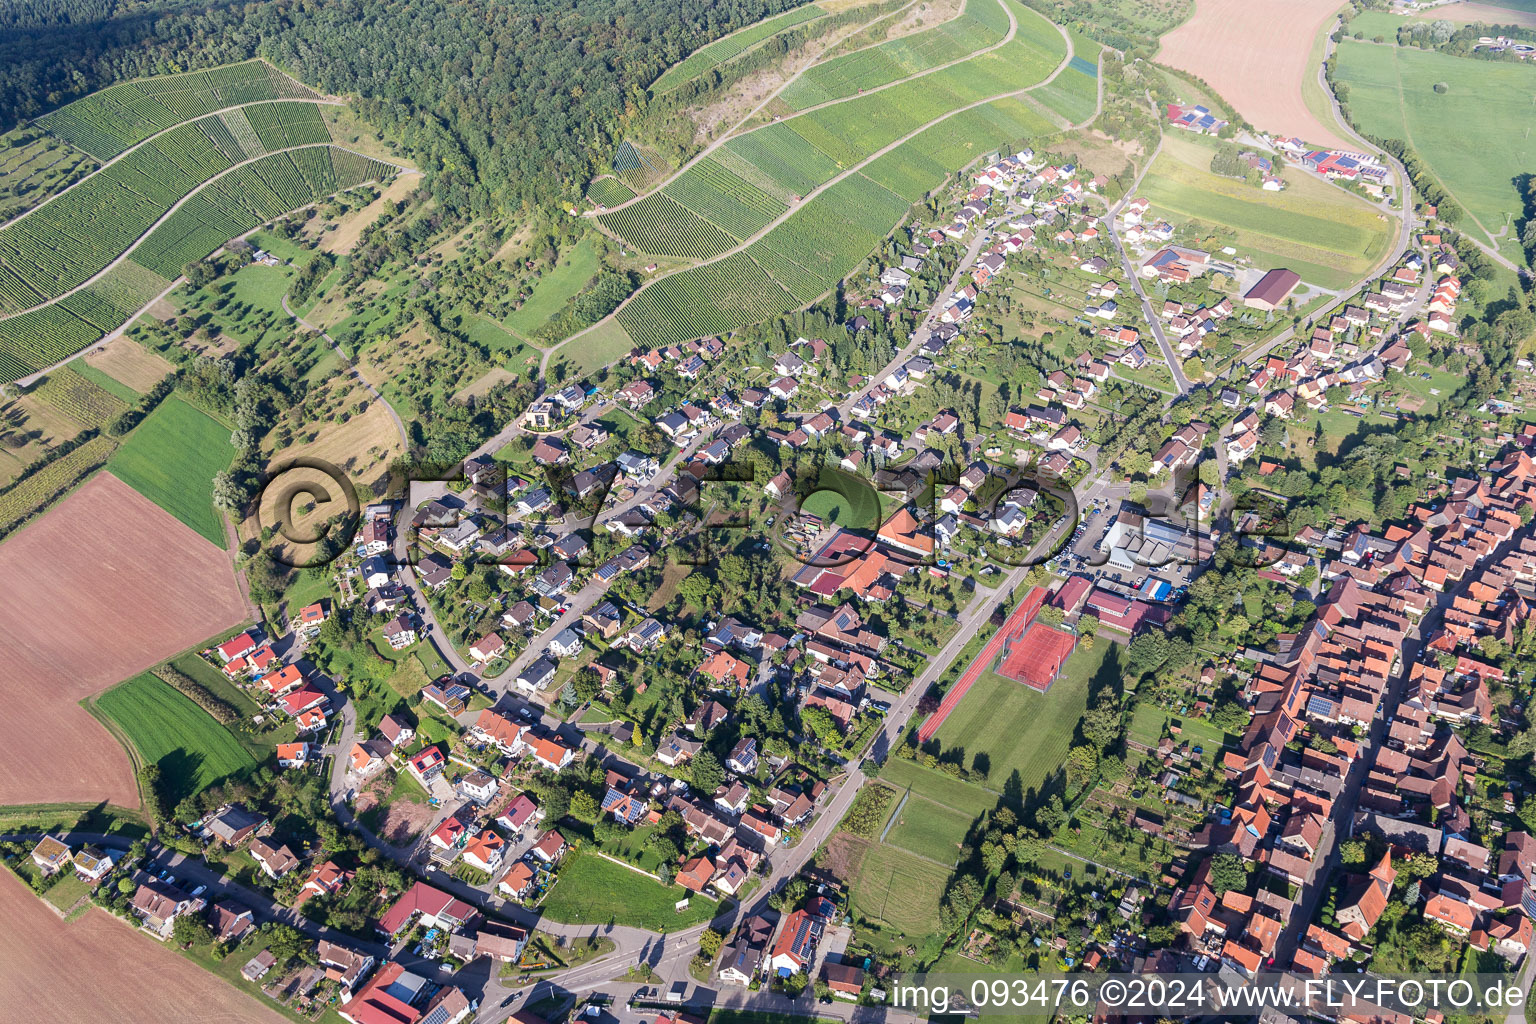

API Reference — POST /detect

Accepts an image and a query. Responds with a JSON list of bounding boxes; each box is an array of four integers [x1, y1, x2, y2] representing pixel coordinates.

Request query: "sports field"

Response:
[[94, 672, 257, 804], [1332, 40, 1536, 256], [848, 841, 953, 941], [883, 794, 974, 864], [108, 395, 235, 546], [932, 640, 1108, 796], [1139, 134, 1393, 288]]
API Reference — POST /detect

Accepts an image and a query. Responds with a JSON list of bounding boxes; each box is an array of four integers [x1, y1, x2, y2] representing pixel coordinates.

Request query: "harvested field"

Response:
[[0, 870, 289, 1024], [1415, 1, 1536, 26], [1157, 0, 1353, 149], [83, 336, 174, 393], [264, 385, 403, 493], [0, 472, 246, 806], [320, 174, 419, 254], [0, 393, 86, 486], [452, 366, 518, 403]]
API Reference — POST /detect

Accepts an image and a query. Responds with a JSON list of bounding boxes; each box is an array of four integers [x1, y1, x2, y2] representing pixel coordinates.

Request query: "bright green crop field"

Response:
[[108, 395, 234, 546]]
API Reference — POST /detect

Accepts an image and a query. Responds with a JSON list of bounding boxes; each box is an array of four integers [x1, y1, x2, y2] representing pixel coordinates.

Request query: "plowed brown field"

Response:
[[0, 869, 287, 1024], [0, 472, 246, 806], [1159, 0, 1354, 150]]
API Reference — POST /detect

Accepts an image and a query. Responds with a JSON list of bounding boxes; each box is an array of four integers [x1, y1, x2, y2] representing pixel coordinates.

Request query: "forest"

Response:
[[0, 0, 812, 213]]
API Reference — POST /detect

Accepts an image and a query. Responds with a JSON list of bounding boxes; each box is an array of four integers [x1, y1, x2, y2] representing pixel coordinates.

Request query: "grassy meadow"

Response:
[[1332, 39, 1536, 260], [108, 395, 235, 546], [1138, 134, 1394, 287]]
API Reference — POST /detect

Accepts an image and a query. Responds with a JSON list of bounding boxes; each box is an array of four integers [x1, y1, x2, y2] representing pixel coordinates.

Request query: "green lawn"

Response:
[[1333, 40, 1536, 256], [932, 640, 1112, 799], [93, 673, 257, 805], [504, 235, 604, 341], [108, 395, 234, 546], [1138, 134, 1394, 288], [42, 871, 92, 912], [848, 841, 952, 948], [538, 850, 720, 931], [878, 756, 1001, 817], [882, 795, 974, 865], [568, 317, 634, 374], [1127, 701, 1235, 751], [802, 465, 881, 529]]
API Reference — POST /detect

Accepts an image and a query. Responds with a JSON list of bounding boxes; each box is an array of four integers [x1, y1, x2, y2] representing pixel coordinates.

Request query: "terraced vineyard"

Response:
[[603, 14, 1067, 351], [650, 3, 827, 93], [779, 0, 1011, 109], [586, 177, 637, 207], [597, 193, 737, 261], [35, 60, 318, 161], [660, 158, 787, 239], [617, 252, 796, 348], [0, 101, 331, 312], [0, 144, 394, 383], [130, 147, 398, 279]]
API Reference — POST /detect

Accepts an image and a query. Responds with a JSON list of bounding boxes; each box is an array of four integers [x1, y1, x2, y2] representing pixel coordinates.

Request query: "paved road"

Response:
[[559, 4, 1082, 355], [0, 143, 410, 323], [1271, 521, 1535, 969], [589, 0, 1006, 219]]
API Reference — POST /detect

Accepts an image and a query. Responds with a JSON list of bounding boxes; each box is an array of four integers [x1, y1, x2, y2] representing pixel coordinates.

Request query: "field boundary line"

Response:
[[564, 9, 1084, 355], [590, 0, 1013, 219], [0, 144, 413, 325], [878, 787, 910, 843], [0, 97, 348, 236]]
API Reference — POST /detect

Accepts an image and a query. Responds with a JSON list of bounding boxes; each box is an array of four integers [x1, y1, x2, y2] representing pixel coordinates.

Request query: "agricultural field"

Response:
[[611, 83, 1056, 346], [538, 850, 721, 931], [661, 158, 787, 240], [0, 393, 88, 487], [0, 472, 246, 806], [586, 176, 637, 209], [0, 83, 391, 385], [597, 193, 738, 261], [82, 336, 176, 394], [931, 640, 1109, 797], [0, 101, 332, 312], [1138, 134, 1394, 288], [94, 672, 257, 804], [130, 147, 398, 279], [650, 2, 829, 93], [1332, 40, 1536, 256], [35, 60, 318, 161], [108, 396, 235, 546], [29, 365, 129, 429], [0, 130, 97, 222], [601, 0, 1064, 272], [1, 870, 290, 1024], [779, 0, 1011, 109], [1030, 47, 1099, 126], [1158, 0, 1353, 149], [0, 436, 116, 535], [616, 251, 797, 348]]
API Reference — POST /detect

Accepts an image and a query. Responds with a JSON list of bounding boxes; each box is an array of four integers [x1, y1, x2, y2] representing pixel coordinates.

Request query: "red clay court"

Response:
[[997, 620, 1077, 692], [919, 585, 1053, 742]]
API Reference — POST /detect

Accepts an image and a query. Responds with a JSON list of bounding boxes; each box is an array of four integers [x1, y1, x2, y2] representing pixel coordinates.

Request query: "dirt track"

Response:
[[0, 472, 246, 806], [1158, 0, 1354, 150], [0, 869, 288, 1024]]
